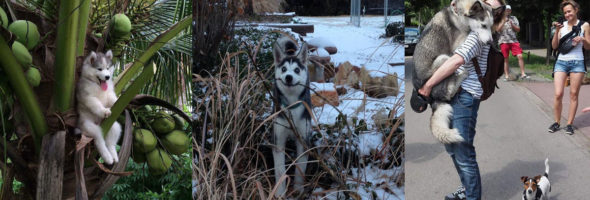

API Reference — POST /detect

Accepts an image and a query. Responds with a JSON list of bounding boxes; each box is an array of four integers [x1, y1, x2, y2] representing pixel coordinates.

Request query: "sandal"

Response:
[[411, 88, 432, 113]]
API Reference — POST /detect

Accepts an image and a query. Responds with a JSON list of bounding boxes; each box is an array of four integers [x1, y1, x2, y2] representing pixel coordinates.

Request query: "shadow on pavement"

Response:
[[406, 142, 444, 163], [574, 113, 590, 129]]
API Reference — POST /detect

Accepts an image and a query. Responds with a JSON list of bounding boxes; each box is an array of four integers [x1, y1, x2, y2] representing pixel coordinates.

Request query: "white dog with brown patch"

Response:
[[521, 158, 550, 200], [77, 50, 121, 165]]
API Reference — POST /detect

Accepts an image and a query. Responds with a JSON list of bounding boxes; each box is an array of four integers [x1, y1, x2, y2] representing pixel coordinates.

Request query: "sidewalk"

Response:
[[512, 45, 590, 137], [522, 83, 590, 138]]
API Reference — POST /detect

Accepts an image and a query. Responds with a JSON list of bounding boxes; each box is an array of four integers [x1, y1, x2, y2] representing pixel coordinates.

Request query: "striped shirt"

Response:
[[453, 31, 490, 98]]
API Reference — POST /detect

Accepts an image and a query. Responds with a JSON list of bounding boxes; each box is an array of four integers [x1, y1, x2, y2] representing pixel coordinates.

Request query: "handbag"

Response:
[[557, 21, 583, 54]]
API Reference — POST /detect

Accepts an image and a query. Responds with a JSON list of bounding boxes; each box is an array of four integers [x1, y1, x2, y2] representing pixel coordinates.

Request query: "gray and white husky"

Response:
[[411, 0, 496, 143], [77, 50, 121, 165], [272, 37, 312, 197]]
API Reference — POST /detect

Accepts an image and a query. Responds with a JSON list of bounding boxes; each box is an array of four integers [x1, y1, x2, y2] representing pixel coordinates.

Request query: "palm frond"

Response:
[[117, 0, 192, 107]]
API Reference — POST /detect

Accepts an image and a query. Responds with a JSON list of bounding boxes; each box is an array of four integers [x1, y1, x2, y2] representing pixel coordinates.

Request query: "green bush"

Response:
[[104, 152, 192, 200]]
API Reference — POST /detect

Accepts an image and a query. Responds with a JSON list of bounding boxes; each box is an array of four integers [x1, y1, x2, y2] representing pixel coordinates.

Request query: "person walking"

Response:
[[548, 0, 589, 135], [497, 5, 528, 81], [418, 1, 505, 199]]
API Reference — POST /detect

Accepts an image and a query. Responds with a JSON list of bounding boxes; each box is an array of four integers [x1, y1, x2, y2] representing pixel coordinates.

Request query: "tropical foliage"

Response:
[[0, 0, 192, 198]]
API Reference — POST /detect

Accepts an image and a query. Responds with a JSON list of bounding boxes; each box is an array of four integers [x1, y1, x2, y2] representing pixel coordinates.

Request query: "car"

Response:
[[404, 27, 420, 56]]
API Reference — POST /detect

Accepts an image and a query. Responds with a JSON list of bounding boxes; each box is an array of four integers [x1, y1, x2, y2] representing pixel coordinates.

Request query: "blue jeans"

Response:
[[444, 89, 482, 200], [554, 59, 586, 73]]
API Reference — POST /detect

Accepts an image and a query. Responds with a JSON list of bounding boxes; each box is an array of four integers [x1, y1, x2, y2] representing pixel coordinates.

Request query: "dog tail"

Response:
[[430, 102, 464, 143], [544, 158, 549, 178], [277, 37, 298, 56]]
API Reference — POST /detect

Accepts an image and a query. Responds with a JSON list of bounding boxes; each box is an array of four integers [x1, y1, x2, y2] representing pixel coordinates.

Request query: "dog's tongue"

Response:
[[100, 81, 108, 91]]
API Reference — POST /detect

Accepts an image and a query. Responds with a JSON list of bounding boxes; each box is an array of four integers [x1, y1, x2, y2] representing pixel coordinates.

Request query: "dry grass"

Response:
[[192, 32, 405, 199]]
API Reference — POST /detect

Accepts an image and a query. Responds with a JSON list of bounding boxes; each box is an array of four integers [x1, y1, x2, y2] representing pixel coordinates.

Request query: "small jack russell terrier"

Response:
[[521, 158, 550, 200]]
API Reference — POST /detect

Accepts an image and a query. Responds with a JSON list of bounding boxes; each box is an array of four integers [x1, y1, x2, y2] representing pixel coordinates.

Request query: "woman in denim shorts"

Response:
[[548, 0, 590, 135]]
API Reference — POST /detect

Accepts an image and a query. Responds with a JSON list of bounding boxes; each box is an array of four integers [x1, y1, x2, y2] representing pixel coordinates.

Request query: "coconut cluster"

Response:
[[130, 108, 190, 175], [2, 8, 41, 87]]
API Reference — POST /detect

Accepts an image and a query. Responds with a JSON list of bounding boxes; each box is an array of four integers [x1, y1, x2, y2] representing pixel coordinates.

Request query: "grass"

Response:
[[506, 52, 590, 81], [506, 53, 554, 80]]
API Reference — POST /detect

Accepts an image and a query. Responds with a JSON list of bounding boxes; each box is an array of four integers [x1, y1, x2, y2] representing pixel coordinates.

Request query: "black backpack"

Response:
[[472, 47, 504, 101]]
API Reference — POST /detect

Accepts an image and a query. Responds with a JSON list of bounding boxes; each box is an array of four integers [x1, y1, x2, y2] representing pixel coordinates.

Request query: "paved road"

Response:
[[405, 56, 590, 199]]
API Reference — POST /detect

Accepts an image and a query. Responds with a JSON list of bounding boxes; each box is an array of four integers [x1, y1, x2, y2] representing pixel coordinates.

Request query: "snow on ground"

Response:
[[301, 16, 404, 200], [313, 85, 396, 128], [301, 16, 405, 124], [299, 16, 405, 78]]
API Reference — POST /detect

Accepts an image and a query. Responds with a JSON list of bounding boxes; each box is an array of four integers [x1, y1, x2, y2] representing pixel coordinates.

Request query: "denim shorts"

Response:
[[554, 60, 586, 73]]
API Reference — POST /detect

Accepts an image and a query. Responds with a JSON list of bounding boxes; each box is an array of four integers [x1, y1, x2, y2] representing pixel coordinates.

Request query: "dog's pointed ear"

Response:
[[105, 50, 113, 60], [273, 42, 283, 64], [297, 43, 308, 62], [533, 175, 542, 183], [521, 176, 528, 183], [85, 51, 97, 65], [469, 1, 483, 15]]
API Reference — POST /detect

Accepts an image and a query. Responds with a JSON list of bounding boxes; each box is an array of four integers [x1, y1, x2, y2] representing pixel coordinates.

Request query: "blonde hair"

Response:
[[561, 0, 580, 14]]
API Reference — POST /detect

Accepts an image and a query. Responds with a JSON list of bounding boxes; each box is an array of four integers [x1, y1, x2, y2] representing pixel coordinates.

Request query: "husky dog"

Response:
[[77, 50, 122, 165], [411, 0, 498, 143], [272, 37, 312, 197]]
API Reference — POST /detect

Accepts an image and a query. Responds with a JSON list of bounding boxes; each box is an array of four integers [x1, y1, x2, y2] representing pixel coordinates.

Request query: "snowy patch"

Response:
[[358, 132, 384, 156], [310, 82, 336, 92], [308, 37, 336, 48], [300, 16, 405, 78]]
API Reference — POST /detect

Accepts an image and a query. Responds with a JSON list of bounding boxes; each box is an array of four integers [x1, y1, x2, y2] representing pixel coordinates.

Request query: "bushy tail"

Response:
[[544, 158, 550, 178], [430, 102, 464, 143]]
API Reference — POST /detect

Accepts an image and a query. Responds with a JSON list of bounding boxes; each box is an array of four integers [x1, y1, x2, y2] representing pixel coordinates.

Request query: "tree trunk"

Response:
[[36, 131, 66, 200]]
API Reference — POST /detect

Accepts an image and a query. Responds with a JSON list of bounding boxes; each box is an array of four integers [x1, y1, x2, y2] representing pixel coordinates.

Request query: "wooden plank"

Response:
[[235, 23, 314, 36], [36, 131, 66, 200]]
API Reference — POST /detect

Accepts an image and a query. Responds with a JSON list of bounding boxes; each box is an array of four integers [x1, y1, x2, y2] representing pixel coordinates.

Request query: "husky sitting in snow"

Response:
[[272, 37, 312, 197], [77, 50, 121, 165]]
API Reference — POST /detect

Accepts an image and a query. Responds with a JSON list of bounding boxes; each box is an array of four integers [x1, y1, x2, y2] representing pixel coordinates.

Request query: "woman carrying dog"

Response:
[[418, 0, 505, 199], [548, 0, 590, 135]]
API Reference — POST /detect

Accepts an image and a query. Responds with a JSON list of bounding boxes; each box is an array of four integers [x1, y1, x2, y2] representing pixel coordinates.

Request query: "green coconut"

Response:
[[11, 41, 32, 70], [25, 68, 40, 87], [132, 150, 146, 163], [0, 7, 8, 29], [112, 14, 131, 36], [8, 20, 40, 50], [146, 148, 172, 175], [151, 113, 175, 135], [133, 129, 157, 153], [172, 113, 186, 130], [161, 130, 190, 155]]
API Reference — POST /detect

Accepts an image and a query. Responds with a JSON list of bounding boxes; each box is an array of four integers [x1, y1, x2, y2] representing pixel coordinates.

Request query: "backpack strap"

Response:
[[472, 58, 483, 82]]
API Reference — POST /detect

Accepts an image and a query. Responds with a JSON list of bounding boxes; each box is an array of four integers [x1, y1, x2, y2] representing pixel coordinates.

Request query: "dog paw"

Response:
[[103, 108, 111, 118], [109, 147, 119, 163], [102, 155, 114, 165]]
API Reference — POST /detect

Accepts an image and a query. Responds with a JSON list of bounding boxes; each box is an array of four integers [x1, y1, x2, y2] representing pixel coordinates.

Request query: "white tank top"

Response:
[[558, 20, 585, 61]]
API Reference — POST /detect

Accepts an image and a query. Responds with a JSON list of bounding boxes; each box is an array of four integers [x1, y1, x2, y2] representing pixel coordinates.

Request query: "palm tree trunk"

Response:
[[77, 0, 92, 56], [54, 0, 80, 111]]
